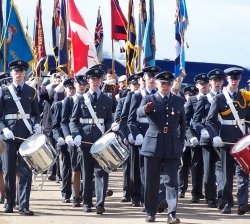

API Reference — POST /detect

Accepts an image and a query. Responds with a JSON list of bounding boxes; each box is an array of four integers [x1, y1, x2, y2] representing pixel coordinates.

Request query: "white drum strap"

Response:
[[83, 93, 104, 134], [141, 89, 146, 98], [223, 89, 245, 135], [7, 85, 33, 134]]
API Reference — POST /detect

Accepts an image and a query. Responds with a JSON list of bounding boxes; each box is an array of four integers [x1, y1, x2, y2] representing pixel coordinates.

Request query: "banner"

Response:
[[94, 7, 103, 63]]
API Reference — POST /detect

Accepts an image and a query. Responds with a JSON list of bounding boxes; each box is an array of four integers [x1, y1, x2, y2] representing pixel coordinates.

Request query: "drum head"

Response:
[[231, 135, 250, 153], [90, 132, 116, 154], [19, 134, 46, 156]]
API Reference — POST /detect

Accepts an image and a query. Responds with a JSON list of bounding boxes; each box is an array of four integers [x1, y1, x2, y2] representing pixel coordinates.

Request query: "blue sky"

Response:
[[14, 0, 250, 67]]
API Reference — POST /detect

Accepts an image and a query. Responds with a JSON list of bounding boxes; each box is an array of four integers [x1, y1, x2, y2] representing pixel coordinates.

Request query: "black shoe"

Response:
[[157, 200, 168, 213], [207, 200, 217, 208], [221, 206, 231, 214], [131, 201, 141, 207], [199, 194, 205, 199], [217, 198, 224, 210], [62, 198, 70, 203], [146, 215, 155, 222], [96, 206, 105, 214], [106, 189, 113, 197], [4, 206, 13, 213], [121, 196, 131, 202], [178, 192, 185, 198], [83, 205, 92, 212], [167, 213, 180, 224], [73, 197, 81, 207], [48, 175, 56, 181], [237, 204, 250, 215], [19, 208, 34, 216], [191, 197, 200, 203], [0, 196, 4, 204]]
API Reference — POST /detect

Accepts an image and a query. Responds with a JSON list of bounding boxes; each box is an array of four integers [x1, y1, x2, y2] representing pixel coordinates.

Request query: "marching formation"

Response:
[[0, 60, 250, 224]]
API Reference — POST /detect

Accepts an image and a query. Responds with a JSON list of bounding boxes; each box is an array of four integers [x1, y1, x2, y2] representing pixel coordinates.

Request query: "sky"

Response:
[[13, 0, 250, 67]]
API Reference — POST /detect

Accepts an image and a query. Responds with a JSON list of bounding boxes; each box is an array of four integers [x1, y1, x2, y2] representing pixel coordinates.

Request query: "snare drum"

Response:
[[231, 135, 250, 174], [90, 132, 129, 173], [19, 134, 58, 173]]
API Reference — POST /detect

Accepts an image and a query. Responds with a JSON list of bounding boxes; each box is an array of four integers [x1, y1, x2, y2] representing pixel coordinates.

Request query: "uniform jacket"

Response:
[[51, 100, 64, 140]]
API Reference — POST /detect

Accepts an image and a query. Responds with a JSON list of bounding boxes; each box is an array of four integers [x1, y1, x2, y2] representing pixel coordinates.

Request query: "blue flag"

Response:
[[174, 0, 189, 78], [143, 0, 155, 67], [57, 0, 68, 75], [3, 1, 34, 71]]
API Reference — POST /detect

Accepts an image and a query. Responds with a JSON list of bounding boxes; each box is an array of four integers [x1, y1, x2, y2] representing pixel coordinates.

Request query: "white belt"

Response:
[[137, 118, 148, 123], [80, 118, 104, 124], [221, 119, 245, 125], [5, 114, 31, 120]]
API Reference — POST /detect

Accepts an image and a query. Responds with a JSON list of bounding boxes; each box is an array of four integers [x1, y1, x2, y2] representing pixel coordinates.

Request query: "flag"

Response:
[[111, 0, 127, 41], [67, 0, 98, 76], [174, 0, 189, 78], [33, 0, 46, 69], [126, 0, 136, 76], [136, 0, 147, 71], [52, 0, 60, 58], [57, 0, 68, 75], [0, 0, 3, 65], [94, 6, 103, 63], [143, 0, 156, 67], [2, 0, 34, 71]]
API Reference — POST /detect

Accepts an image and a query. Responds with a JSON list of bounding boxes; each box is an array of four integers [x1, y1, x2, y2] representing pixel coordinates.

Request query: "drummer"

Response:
[[0, 59, 41, 215], [206, 67, 250, 215], [70, 68, 113, 214]]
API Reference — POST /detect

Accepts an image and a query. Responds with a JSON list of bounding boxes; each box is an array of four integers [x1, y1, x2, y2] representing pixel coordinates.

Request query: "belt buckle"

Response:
[[16, 113, 20, 120], [163, 127, 168, 133]]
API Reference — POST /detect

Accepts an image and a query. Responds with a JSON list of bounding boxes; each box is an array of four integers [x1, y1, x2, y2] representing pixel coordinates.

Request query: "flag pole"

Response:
[[3, 38, 7, 72], [112, 39, 115, 77]]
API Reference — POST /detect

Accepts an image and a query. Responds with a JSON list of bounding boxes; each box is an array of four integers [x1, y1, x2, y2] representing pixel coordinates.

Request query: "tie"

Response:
[[16, 85, 22, 97], [151, 89, 156, 94], [232, 92, 237, 100], [92, 92, 97, 103], [163, 96, 168, 104]]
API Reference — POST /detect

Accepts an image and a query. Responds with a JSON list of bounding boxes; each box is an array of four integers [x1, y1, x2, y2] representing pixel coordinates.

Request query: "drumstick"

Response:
[[15, 136, 27, 141], [81, 141, 94, 145], [222, 141, 235, 145]]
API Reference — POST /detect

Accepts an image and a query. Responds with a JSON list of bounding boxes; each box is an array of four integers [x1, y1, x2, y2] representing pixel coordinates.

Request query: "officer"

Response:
[[185, 73, 209, 203], [178, 85, 199, 198], [70, 68, 113, 214], [0, 59, 41, 215], [61, 75, 88, 207], [206, 67, 250, 215], [192, 69, 225, 208], [138, 71, 185, 223]]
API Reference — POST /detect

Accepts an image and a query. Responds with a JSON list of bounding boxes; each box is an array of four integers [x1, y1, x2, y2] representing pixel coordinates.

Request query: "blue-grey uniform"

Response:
[[206, 68, 250, 215], [0, 60, 40, 214], [192, 69, 225, 208], [70, 68, 113, 212], [138, 71, 185, 222]]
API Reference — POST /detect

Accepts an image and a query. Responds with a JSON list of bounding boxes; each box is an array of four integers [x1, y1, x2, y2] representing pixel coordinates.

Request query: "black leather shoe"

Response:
[[83, 205, 92, 212], [73, 197, 81, 207], [167, 213, 180, 224], [191, 197, 200, 203], [19, 208, 34, 216], [96, 206, 105, 214], [207, 200, 217, 208], [145, 215, 155, 222], [131, 201, 141, 207], [121, 196, 131, 202], [157, 200, 168, 213], [106, 189, 113, 197], [0, 196, 4, 204], [221, 206, 231, 214], [62, 198, 70, 203], [178, 192, 185, 198], [217, 198, 224, 210], [237, 204, 250, 215], [48, 175, 56, 181], [4, 206, 13, 213]]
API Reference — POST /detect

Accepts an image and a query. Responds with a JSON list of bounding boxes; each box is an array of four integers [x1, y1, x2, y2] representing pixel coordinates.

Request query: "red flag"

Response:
[[111, 0, 127, 41], [67, 0, 98, 76]]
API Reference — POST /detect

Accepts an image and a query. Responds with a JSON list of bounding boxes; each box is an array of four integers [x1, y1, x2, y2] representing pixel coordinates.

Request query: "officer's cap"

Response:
[[0, 72, 10, 80], [224, 67, 243, 80], [63, 78, 75, 88], [194, 73, 209, 84], [127, 74, 140, 84], [8, 59, 29, 71], [75, 75, 87, 85], [207, 69, 225, 80], [118, 75, 127, 82], [183, 85, 199, 95], [86, 68, 104, 78], [90, 64, 108, 74], [142, 66, 161, 77], [48, 68, 57, 77], [55, 72, 62, 78], [155, 71, 175, 83]]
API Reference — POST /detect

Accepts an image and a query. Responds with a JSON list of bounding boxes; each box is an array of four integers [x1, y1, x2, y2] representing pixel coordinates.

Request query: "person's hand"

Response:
[[65, 135, 74, 147], [190, 137, 199, 147], [135, 134, 143, 145], [213, 136, 223, 147], [128, 133, 135, 144], [111, 122, 120, 132], [201, 129, 210, 138], [2, 128, 15, 140], [144, 102, 153, 113], [123, 138, 129, 145], [33, 124, 42, 134], [73, 135, 82, 147], [57, 137, 65, 146]]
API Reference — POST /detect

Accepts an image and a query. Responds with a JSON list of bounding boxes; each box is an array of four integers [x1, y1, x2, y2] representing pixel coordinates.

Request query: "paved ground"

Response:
[[0, 169, 249, 224]]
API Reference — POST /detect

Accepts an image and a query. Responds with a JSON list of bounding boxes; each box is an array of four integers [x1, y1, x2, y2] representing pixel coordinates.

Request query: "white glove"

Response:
[[201, 129, 210, 139], [111, 122, 120, 132], [190, 137, 199, 147], [123, 138, 129, 145], [213, 136, 223, 147], [73, 135, 82, 147], [57, 137, 65, 146], [65, 135, 74, 147], [135, 134, 144, 146], [33, 124, 42, 134], [2, 128, 15, 140], [128, 133, 135, 144]]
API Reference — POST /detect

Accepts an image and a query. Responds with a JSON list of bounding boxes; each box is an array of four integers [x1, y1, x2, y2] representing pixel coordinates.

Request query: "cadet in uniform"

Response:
[[206, 67, 250, 215], [70, 68, 113, 214], [138, 71, 186, 223], [0, 60, 41, 215]]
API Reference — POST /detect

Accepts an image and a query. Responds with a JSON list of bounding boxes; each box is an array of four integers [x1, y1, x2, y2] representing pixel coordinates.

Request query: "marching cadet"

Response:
[[192, 69, 225, 208], [70, 68, 113, 214], [51, 78, 76, 204], [61, 75, 88, 207], [178, 85, 199, 198], [206, 67, 250, 215], [138, 71, 186, 223], [0, 60, 41, 215], [185, 73, 209, 203]]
